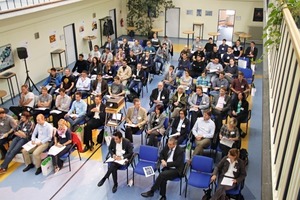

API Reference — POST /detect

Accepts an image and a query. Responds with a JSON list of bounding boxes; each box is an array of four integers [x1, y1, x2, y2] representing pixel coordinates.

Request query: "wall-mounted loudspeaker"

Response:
[[17, 47, 28, 59]]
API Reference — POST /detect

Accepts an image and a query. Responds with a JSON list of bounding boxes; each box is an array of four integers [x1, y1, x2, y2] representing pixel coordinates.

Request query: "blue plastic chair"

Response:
[[132, 145, 159, 185], [185, 155, 214, 197], [226, 180, 244, 199], [169, 153, 187, 195], [238, 67, 253, 84]]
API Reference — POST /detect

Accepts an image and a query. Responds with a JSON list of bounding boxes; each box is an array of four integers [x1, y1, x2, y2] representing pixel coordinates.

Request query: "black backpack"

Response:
[[127, 90, 139, 102], [239, 148, 249, 166]]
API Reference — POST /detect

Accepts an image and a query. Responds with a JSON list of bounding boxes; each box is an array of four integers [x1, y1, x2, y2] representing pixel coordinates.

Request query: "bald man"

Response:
[[22, 114, 53, 175], [149, 82, 169, 113], [0, 108, 17, 158]]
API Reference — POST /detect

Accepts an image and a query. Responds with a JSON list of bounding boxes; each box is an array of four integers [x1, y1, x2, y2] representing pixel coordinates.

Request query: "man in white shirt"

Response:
[[90, 45, 101, 60], [192, 110, 215, 156], [75, 70, 91, 97], [22, 114, 53, 175], [52, 88, 72, 127], [9, 84, 35, 120]]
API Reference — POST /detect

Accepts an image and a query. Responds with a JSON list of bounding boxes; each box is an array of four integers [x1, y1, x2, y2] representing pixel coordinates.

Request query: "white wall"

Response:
[[152, 0, 263, 39], [0, 0, 123, 101]]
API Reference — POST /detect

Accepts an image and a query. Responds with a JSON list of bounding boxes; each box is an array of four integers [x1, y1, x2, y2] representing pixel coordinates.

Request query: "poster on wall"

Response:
[[196, 9, 202, 17], [49, 31, 57, 48], [253, 8, 263, 22], [79, 21, 85, 37], [186, 10, 193, 15], [205, 10, 213, 16]]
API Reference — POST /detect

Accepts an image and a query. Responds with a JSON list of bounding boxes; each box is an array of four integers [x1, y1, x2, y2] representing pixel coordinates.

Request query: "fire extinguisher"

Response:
[[120, 18, 124, 27]]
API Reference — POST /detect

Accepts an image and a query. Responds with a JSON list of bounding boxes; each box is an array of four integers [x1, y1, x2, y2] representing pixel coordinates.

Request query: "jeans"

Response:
[[128, 81, 143, 95], [1, 137, 28, 169], [64, 115, 86, 127]]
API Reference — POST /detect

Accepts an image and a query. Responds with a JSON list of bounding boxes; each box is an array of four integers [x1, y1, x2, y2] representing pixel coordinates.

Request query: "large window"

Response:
[[0, 0, 64, 13]]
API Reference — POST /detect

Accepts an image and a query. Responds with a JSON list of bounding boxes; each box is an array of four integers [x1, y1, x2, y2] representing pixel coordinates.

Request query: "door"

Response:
[[165, 8, 180, 38], [63, 24, 77, 66], [109, 9, 117, 41], [217, 10, 235, 44]]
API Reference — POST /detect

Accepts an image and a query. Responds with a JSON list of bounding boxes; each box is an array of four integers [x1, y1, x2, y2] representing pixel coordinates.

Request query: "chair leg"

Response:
[[185, 181, 188, 198], [77, 149, 82, 160], [179, 178, 182, 195], [68, 156, 71, 171], [133, 172, 135, 186], [126, 169, 129, 184]]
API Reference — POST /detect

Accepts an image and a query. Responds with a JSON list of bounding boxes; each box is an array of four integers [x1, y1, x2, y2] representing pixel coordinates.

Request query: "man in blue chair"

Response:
[[97, 131, 133, 193], [141, 137, 184, 200]]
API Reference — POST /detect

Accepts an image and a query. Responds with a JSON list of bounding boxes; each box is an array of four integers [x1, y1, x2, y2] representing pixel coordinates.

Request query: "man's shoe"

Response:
[[141, 190, 154, 198], [35, 167, 42, 175], [83, 146, 89, 153], [0, 168, 7, 174], [97, 178, 106, 187], [112, 184, 118, 193], [160, 196, 167, 200], [23, 163, 34, 172]]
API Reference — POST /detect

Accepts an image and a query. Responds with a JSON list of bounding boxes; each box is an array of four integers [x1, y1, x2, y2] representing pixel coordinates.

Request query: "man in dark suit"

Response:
[[211, 87, 231, 132], [91, 73, 108, 98], [97, 131, 133, 193], [101, 37, 115, 55], [170, 109, 190, 145], [120, 38, 130, 56], [149, 82, 169, 113], [244, 41, 258, 61], [83, 95, 106, 152], [128, 63, 145, 97], [141, 137, 184, 200]]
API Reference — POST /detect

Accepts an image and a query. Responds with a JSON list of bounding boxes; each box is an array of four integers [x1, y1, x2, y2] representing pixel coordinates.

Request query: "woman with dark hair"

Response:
[[210, 148, 247, 200], [170, 109, 190, 145], [146, 105, 166, 147], [0, 111, 34, 174], [103, 60, 116, 84], [229, 92, 249, 135], [219, 117, 240, 157], [89, 56, 102, 77]]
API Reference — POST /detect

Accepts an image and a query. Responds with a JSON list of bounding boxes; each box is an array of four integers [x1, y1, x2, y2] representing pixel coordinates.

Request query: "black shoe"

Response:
[[83, 146, 89, 152], [23, 163, 34, 172], [35, 167, 42, 175], [97, 178, 106, 187], [160, 196, 166, 200], [112, 184, 118, 193], [141, 190, 154, 198]]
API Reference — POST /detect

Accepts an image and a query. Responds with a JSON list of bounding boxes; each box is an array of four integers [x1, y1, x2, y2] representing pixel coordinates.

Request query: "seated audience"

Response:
[[126, 50, 137, 70], [204, 37, 217, 57], [144, 41, 156, 55], [0, 111, 33, 174], [128, 63, 145, 97], [131, 39, 143, 61], [100, 48, 113, 65], [72, 54, 89, 74], [229, 92, 249, 135], [101, 37, 115, 54], [211, 87, 231, 132], [230, 71, 250, 101], [108, 76, 125, 97], [154, 43, 168, 74], [0, 108, 17, 158], [245, 41, 258, 61], [90, 45, 101, 60], [179, 69, 193, 91], [119, 38, 130, 56], [162, 65, 176, 90], [224, 58, 238, 83], [52, 88, 72, 128], [22, 114, 53, 175], [179, 46, 191, 61], [114, 48, 125, 68], [149, 82, 169, 113], [141, 137, 184, 200], [196, 72, 210, 87], [89, 56, 102, 78], [50, 119, 72, 173], [32, 87, 52, 123], [64, 92, 87, 131], [60, 68, 75, 96], [206, 58, 224, 83], [208, 46, 221, 62], [170, 109, 190, 145], [210, 71, 229, 97], [124, 98, 147, 143], [103, 61, 116, 83], [146, 105, 167, 147], [170, 86, 187, 118], [83, 95, 105, 152], [9, 84, 35, 120], [177, 52, 190, 78], [210, 148, 247, 200], [190, 55, 205, 78], [151, 33, 161, 51], [140, 51, 154, 79], [232, 40, 243, 59], [117, 60, 132, 86], [222, 46, 235, 67], [219, 118, 240, 157], [192, 110, 215, 156], [188, 86, 210, 128], [91, 73, 108, 98], [218, 39, 229, 55], [75, 70, 91, 97], [97, 131, 133, 193], [192, 37, 202, 52], [43, 67, 61, 95]]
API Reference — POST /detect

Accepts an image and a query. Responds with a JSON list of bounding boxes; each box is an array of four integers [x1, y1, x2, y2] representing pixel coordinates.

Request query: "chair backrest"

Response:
[[238, 67, 253, 84], [139, 145, 159, 162], [241, 110, 251, 123], [163, 117, 169, 129], [191, 155, 213, 173], [71, 132, 83, 152]]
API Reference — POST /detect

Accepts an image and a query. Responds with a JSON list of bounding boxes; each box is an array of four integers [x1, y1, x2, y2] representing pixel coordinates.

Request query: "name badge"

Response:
[[61, 134, 66, 138], [230, 131, 235, 135], [94, 68, 97, 71], [138, 116, 142, 120], [155, 119, 159, 122], [0, 122, 4, 126], [227, 56, 229, 59], [217, 67, 220, 69], [241, 85, 244, 88], [221, 85, 224, 87], [162, 96, 165, 99], [23, 128, 27, 132], [203, 101, 206, 104], [145, 61, 148, 64], [223, 102, 226, 105], [121, 150, 126, 155], [181, 124, 185, 128]]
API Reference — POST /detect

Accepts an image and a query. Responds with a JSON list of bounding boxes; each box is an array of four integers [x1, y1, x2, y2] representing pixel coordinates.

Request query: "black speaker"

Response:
[[17, 47, 28, 59]]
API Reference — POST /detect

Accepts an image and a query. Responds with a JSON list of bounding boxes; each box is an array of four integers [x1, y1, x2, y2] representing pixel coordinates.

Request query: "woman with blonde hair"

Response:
[[51, 119, 72, 173], [210, 148, 247, 200], [219, 117, 240, 157]]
